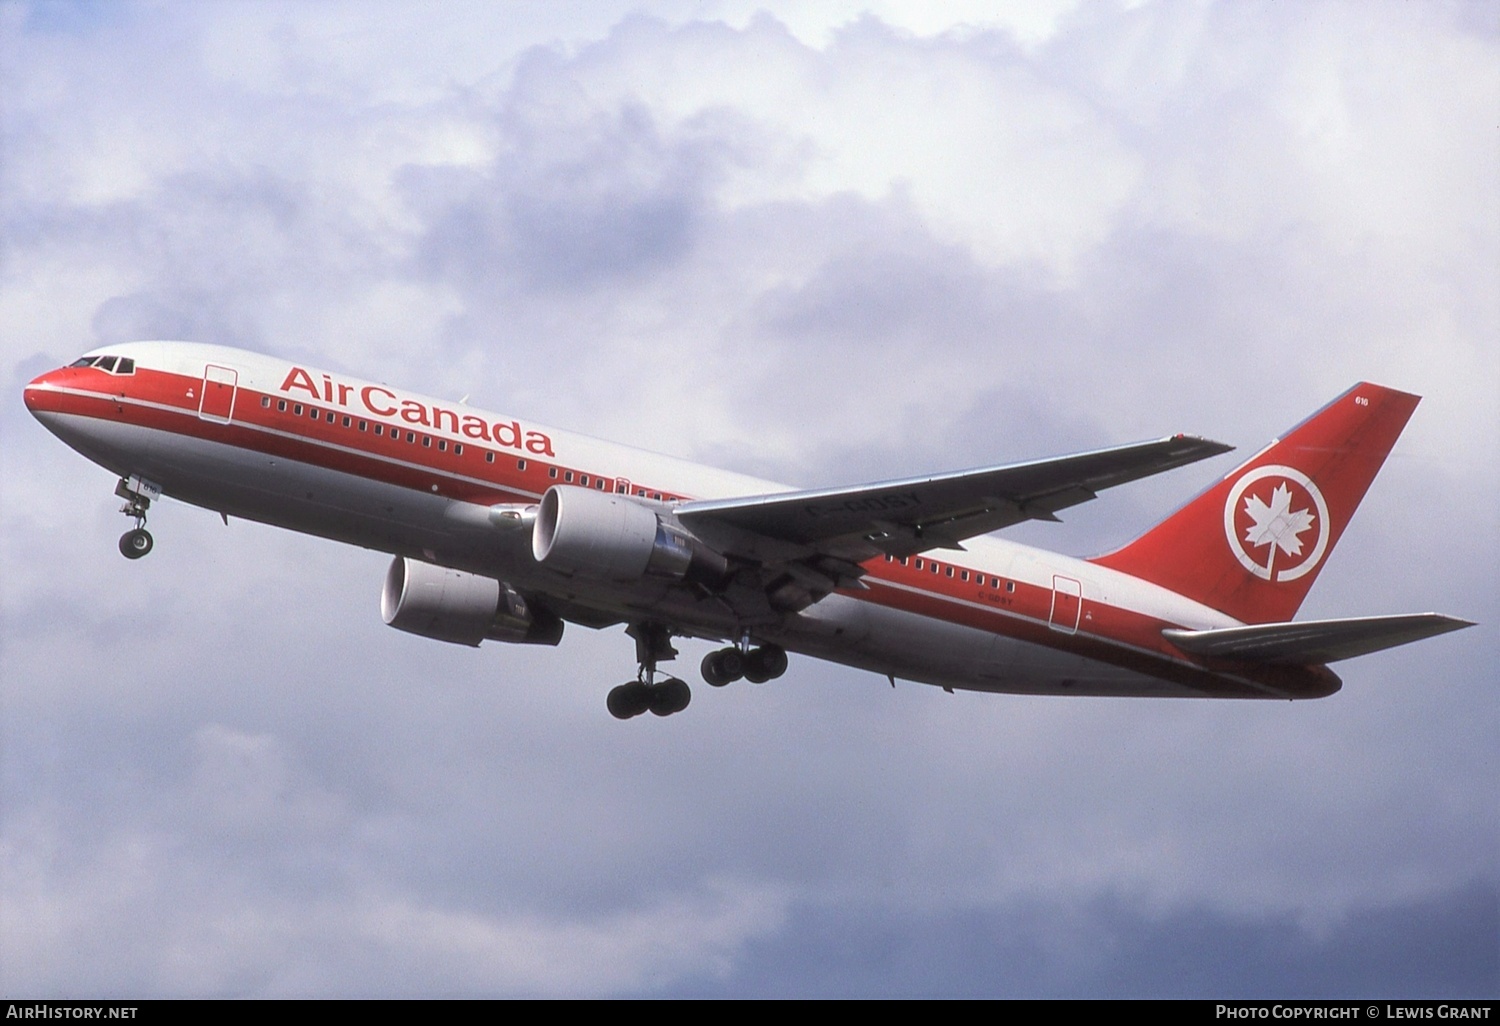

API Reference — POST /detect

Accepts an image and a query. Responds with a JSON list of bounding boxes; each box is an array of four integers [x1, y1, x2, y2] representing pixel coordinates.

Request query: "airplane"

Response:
[[23, 341, 1472, 719]]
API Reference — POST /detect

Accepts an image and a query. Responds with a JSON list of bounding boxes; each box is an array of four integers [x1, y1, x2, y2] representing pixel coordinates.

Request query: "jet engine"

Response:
[[532, 485, 728, 586], [381, 556, 563, 646]]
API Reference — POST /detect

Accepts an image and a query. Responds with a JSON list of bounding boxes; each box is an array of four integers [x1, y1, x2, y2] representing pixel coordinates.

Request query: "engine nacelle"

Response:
[[381, 557, 563, 647], [531, 485, 728, 585]]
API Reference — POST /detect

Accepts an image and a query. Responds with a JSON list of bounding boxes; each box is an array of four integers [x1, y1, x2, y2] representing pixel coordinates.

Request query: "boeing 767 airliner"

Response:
[[24, 342, 1472, 719]]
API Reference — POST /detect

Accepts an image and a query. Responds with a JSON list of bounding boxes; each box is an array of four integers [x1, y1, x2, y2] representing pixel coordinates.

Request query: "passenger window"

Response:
[[945, 566, 954, 578], [342, 416, 351, 427], [454, 443, 463, 456], [261, 396, 271, 408], [294, 404, 304, 415], [279, 400, 288, 412], [1006, 581, 1015, 593], [549, 468, 558, 479], [517, 459, 527, 471], [565, 472, 574, 483], [406, 432, 415, 443], [374, 424, 383, 436], [327, 412, 336, 424], [358, 420, 367, 431], [422, 436, 431, 447]]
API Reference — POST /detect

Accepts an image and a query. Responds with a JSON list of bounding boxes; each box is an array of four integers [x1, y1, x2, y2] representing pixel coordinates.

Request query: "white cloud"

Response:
[[2, 0, 1495, 997]]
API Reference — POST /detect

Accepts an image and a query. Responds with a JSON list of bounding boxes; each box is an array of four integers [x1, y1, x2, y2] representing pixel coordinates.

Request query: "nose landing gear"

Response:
[[114, 476, 159, 559]]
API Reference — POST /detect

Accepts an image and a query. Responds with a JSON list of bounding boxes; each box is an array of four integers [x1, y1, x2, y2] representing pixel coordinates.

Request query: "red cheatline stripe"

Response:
[[32, 374, 1333, 697]]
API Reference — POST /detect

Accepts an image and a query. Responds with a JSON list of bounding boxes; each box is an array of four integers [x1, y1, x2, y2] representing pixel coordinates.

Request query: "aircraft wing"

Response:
[[1163, 613, 1474, 665], [675, 434, 1232, 565]]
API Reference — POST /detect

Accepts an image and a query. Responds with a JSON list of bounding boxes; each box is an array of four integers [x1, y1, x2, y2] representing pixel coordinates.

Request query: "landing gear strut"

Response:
[[114, 476, 157, 559], [608, 623, 692, 720]]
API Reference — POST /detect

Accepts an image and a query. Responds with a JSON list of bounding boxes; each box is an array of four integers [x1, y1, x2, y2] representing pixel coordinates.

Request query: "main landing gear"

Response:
[[605, 625, 790, 720], [606, 675, 692, 720], [114, 477, 156, 559], [701, 640, 787, 687], [609, 623, 693, 720]]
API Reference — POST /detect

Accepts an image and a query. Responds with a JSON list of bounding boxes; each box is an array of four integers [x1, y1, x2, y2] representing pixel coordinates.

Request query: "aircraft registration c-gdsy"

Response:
[[24, 342, 1472, 718]]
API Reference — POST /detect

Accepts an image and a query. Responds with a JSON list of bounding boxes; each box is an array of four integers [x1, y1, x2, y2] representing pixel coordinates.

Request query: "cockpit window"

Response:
[[68, 354, 136, 375]]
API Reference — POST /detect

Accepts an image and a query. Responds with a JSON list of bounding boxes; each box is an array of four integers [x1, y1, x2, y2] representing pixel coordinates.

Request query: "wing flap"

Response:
[[1163, 613, 1473, 665]]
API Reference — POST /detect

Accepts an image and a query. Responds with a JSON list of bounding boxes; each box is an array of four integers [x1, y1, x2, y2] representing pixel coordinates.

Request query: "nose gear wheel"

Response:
[[119, 528, 153, 559], [114, 477, 155, 559]]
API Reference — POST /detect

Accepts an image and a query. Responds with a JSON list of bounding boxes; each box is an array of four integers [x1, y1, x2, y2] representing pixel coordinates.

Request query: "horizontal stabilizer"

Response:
[[1163, 613, 1473, 665]]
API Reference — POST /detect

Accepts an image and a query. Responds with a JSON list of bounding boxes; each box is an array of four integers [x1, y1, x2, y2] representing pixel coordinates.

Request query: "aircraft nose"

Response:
[[23, 367, 67, 419], [22, 366, 93, 440], [24, 369, 54, 410], [22, 364, 128, 467]]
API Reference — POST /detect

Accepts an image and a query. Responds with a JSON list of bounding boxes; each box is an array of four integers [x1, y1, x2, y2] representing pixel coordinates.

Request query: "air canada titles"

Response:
[[279, 366, 555, 456]]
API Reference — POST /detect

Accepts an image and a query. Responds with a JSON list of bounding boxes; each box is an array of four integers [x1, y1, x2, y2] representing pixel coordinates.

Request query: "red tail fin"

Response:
[[1089, 383, 1420, 624]]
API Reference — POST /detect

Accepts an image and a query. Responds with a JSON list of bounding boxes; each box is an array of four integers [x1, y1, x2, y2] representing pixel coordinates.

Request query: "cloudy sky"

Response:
[[2, 0, 1496, 998]]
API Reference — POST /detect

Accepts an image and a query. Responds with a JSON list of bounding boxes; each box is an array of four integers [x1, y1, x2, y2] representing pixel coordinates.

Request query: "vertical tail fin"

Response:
[[1089, 383, 1420, 624]]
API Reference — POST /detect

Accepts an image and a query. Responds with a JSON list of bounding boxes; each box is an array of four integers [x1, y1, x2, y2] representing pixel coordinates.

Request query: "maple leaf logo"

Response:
[[1242, 482, 1316, 575], [1223, 464, 1331, 583]]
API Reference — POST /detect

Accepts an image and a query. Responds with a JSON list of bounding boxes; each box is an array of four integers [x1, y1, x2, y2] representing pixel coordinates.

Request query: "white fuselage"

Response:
[[24, 341, 1338, 701]]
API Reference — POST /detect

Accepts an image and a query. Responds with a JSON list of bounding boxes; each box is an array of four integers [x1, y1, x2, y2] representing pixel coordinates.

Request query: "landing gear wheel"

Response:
[[744, 645, 788, 684], [119, 528, 154, 559], [607, 681, 652, 720], [613, 622, 695, 719], [701, 648, 744, 687], [648, 678, 692, 717]]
